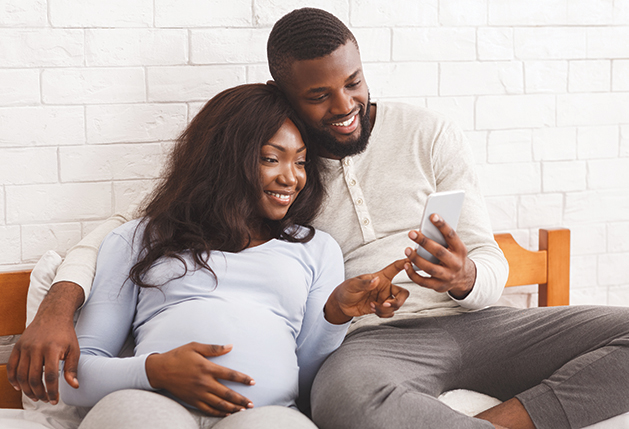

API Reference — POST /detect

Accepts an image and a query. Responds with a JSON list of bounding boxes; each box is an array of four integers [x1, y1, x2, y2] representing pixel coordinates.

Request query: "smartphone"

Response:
[[414, 190, 465, 265]]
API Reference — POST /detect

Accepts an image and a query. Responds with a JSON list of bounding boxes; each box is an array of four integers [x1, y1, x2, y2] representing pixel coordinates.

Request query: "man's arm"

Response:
[[7, 211, 135, 405]]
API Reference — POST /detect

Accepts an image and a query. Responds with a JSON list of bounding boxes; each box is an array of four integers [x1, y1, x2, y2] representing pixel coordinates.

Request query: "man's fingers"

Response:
[[27, 352, 48, 402], [6, 348, 21, 390], [378, 258, 407, 281], [43, 351, 63, 404]]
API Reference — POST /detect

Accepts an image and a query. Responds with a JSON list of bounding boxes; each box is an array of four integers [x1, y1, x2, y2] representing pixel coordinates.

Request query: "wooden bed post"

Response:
[[538, 228, 570, 307]]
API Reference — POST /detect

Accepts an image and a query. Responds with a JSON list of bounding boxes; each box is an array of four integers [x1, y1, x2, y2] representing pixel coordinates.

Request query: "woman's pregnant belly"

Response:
[[134, 298, 300, 408]]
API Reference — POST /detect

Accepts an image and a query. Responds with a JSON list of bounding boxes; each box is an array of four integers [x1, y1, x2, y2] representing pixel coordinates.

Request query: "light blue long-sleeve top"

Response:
[[60, 219, 348, 410]]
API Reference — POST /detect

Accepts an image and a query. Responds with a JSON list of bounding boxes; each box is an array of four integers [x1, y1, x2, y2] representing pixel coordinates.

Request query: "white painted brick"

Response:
[[577, 125, 619, 159], [0, 148, 57, 185], [476, 95, 555, 130], [439, 0, 487, 25], [487, 129, 532, 163], [569, 223, 606, 255], [568, 60, 611, 92], [569, 255, 598, 289], [0, 29, 83, 67], [465, 131, 488, 165], [0, 188, 4, 224], [532, 127, 577, 161], [148, 66, 246, 103], [588, 159, 629, 190], [542, 160, 586, 192], [351, 0, 438, 26], [0, 226, 20, 264], [567, 0, 614, 25], [570, 287, 608, 305], [478, 28, 514, 61], [565, 190, 629, 223], [191, 29, 269, 64], [587, 27, 629, 59], [0, 0, 47, 26], [621, 126, 629, 157], [0, 69, 39, 106], [524, 61, 567, 94], [0, 106, 85, 147], [393, 28, 476, 61], [425, 97, 474, 131], [254, 1, 349, 27], [557, 93, 629, 126], [352, 28, 392, 62], [86, 29, 188, 67], [113, 180, 157, 215], [246, 65, 272, 85], [187, 102, 206, 123], [599, 253, 629, 286], [155, 0, 252, 27], [476, 163, 541, 196], [21, 223, 82, 262], [42, 68, 146, 105], [608, 222, 629, 253], [364, 63, 438, 98], [514, 27, 587, 60], [86, 104, 187, 144], [6, 183, 112, 223], [440, 62, 523, 96], [614, 0, 629, 24], [489, 0, 567, 25], [485, 196, 518, 231], [50, 0, 152, 27], [612, 60, 629, 91], [607, 285, 629, 306], [59, 144, 166, 182], [518, 194, 563, 229]]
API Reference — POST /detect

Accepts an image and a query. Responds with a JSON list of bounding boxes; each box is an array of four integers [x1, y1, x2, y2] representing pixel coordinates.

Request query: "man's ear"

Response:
[[266, 80, 279, 88]]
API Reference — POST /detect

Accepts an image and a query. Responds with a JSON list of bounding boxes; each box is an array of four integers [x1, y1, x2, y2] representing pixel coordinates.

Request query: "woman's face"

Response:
[[258, 119, 307, 221]]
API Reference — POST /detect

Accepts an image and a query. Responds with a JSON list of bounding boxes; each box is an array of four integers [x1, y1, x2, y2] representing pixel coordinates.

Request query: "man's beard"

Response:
[[303, 97, 372, 159]]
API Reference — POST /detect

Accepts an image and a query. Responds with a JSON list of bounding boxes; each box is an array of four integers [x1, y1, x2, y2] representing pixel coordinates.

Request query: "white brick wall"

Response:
[[1, 0, 627, 308]]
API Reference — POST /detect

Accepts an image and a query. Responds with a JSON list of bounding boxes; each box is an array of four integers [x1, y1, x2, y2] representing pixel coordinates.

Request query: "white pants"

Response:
[[79, 390, 318, 429]]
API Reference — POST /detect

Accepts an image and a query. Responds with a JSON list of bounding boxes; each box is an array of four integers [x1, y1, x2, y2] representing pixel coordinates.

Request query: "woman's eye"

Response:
[[261, 157, 277, 163]]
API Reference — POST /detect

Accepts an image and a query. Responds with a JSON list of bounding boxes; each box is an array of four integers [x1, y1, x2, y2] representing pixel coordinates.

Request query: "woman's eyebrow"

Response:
[[262, 143, 307, 153]]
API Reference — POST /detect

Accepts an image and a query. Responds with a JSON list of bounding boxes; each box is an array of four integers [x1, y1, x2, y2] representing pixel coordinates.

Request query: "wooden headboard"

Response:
[[0, 227, 570, 409]]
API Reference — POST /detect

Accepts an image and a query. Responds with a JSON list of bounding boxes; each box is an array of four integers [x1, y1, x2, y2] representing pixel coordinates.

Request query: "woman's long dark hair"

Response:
[[129, 83, 324, 288]]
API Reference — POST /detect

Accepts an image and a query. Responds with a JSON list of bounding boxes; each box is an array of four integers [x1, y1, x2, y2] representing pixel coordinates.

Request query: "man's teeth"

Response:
[[266, 191, 290, 200], [332, 115, 355, 127]]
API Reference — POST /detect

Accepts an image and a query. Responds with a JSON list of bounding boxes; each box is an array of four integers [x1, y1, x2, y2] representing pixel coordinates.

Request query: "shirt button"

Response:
[[343, 158, 351, 166], [349, 179, 356, 187], [356, 198, 363, 205], [362, 218, 370, 226]]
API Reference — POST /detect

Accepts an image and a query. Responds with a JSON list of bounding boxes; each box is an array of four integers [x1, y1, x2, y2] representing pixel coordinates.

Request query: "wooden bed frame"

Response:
[[0, 228, 570, 410]]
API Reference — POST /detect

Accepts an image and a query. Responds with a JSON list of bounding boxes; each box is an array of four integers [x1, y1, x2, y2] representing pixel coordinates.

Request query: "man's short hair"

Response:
[[267, 7, 358, 87]]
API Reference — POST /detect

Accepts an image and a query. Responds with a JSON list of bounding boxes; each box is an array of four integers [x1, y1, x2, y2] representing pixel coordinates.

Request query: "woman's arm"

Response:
[[59, 226, 150, 407]]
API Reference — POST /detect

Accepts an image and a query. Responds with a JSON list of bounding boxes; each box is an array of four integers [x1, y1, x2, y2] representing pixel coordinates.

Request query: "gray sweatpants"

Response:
[[311, 305, 629, 429], [79, 389, 318, 429]]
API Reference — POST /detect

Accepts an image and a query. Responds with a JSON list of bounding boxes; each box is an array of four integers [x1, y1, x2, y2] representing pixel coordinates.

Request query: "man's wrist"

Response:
[[38, 281, 85, 321]]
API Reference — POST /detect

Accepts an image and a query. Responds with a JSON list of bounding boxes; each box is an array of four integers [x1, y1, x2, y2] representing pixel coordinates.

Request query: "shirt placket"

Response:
[[341, 157, 376, 243]]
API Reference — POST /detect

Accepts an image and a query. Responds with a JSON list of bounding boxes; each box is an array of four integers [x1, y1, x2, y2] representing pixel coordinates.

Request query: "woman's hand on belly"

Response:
[[145, 342, 255, 417]]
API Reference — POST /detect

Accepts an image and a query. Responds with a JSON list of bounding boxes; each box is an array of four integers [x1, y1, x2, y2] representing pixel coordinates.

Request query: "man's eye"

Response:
[[347, 80, 361, 88], [309, 94, 327, 102]]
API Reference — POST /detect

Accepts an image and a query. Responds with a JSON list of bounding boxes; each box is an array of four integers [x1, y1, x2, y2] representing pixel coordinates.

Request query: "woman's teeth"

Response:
[[266, 191, 290, 200]]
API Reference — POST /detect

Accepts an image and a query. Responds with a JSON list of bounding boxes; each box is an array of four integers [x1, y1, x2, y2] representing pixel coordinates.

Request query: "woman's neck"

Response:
[[246, 221, 273, 248]]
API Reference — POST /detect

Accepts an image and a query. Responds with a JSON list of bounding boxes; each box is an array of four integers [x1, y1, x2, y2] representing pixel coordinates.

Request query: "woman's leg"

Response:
[[79, 390, 198, 429], [207, 406, 317, 429]]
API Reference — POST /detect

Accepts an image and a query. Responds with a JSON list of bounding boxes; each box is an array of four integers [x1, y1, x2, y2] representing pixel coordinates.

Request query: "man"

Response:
[[9, 8, 629, 429]]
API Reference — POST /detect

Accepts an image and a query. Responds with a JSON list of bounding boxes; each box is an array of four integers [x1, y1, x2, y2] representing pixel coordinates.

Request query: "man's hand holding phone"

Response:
[[403, 191, 477, 299]]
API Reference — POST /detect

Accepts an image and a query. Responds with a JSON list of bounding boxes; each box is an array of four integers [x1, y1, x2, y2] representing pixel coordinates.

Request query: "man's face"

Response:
[[282, 42, 373, 160]]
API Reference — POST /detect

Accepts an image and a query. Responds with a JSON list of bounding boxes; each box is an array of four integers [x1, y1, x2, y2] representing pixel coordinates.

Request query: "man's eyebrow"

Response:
[[263, 143, 307, 153], [305, 70, 361, 94]]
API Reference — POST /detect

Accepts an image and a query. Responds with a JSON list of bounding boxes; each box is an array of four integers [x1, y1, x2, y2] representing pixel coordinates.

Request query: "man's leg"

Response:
[[312, 306, 629, 429], [311, 318, 495, 429]]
